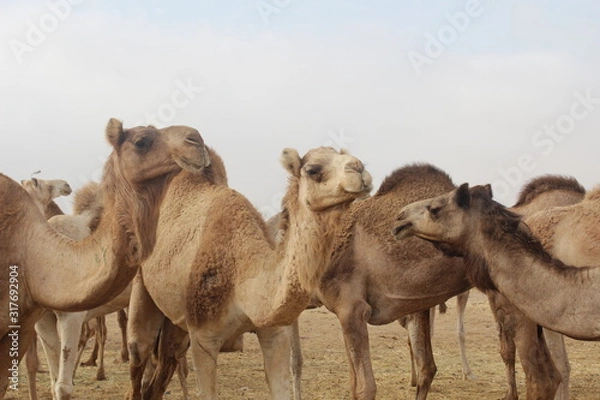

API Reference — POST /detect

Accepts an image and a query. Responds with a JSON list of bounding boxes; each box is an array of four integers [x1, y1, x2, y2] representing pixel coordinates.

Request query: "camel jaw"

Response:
[[392, 221, 414, 240], [174, 155, 206, 173]]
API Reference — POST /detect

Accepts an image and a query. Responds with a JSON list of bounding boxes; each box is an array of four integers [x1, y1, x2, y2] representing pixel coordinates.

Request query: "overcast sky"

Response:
[[1, 0, 599, 216]]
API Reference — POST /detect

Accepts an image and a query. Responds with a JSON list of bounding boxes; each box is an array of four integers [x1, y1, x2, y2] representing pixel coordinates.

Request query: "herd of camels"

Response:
[[1, 119, 598, 400]]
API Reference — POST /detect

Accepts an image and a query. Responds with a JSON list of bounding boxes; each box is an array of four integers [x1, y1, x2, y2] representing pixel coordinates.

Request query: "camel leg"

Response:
[[54, 311, 87, 400], [256, 326, 293, 399], [126, 273, 165, 400], [515, 323, 561, 400], [80, 322, 98, 367], [176, 354, 190, 400], [141, 318, 190, 400], [1, 324, 38, 399], [456, 290, 476, 380], [118, 309, 130, 362], [94, 316, 107, 381], [404, 310, 437, 400], [337, 300, 376, 400], [288, 319, 303, 400], [188, 328, 221, 400], [398, 315, 417, 387], [25, 335, 40, 400], [544, 329, 570, 400], [35, 312, 62, 400], [487, 292, 518, 400]]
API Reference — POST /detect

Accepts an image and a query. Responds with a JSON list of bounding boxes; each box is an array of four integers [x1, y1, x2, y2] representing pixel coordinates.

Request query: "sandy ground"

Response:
[[7, 290, 600, 399]]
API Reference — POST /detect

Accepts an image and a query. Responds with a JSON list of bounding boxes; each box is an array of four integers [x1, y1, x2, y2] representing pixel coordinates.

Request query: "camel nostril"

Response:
[[185, 133, 202, 147], [345, 160, 364, 174]]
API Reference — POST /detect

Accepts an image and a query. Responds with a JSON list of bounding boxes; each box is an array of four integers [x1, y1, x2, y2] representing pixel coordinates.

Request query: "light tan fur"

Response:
[[125, 146, 372, 400], [0, 118, 210, 398]]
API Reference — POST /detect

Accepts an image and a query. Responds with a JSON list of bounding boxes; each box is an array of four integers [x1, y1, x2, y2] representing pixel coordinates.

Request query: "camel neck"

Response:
[[245, 205, 343, 327], [473, 227, 600, 340]]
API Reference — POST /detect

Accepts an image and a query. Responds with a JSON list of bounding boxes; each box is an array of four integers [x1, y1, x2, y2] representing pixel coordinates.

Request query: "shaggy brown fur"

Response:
[[375, 163, 453, 197], [513, 175, 585, 207]]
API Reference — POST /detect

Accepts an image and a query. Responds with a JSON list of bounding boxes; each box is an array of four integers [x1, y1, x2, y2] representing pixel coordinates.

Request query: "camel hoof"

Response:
[[81, 360, 97, 367], [96, 370, 107, 381], [462, 372, 477, 380]]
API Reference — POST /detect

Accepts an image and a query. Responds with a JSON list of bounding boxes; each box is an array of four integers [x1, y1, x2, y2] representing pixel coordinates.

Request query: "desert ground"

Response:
[[8, 290, 600, 399]]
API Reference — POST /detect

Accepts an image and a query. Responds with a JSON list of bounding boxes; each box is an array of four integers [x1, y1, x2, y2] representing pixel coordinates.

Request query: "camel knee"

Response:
[[128, 341, 153, 367]]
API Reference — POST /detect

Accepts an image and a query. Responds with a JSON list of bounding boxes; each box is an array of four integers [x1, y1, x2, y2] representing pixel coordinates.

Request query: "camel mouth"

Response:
[[392, 221, 413, 240], [174, 156, 205, 173]]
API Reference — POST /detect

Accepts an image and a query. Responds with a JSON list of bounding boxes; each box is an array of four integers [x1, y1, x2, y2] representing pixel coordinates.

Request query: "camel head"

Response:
[[21, 178, 72, 207], [280, 146, 372, 211], [105, 118, 211, 185], [393, 183, 497, 255]]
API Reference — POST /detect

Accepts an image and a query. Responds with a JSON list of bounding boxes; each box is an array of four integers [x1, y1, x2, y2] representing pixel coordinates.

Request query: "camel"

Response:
[[125, 146, 372, 399], [21, 177, 73, 400], [491, 175, 586, 400], [0, 118, 210, 398], [393, 183, 600, 340], [21, 177, 71, 219]]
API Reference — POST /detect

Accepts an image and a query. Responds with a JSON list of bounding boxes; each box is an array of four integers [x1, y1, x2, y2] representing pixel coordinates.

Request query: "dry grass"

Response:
[[8, 290, 600, 399]]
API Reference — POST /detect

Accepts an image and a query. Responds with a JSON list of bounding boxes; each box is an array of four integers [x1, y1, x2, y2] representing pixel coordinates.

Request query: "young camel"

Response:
[[125, 147, 372, 399], [0, 118, 210, 398], [393, 183, 600, 340]]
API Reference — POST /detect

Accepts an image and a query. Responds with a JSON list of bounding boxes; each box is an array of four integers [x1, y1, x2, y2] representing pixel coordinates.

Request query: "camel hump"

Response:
[[514, 175, 585, 207], [375, 163, 454, 197], [584, 185, 600, 202]]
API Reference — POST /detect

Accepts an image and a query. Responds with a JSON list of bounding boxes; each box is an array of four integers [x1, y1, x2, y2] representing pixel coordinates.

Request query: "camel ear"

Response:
[[455, 183, 471, 209], [31, 177, 39, 188], [483, 184, 493, 198], [106, 118, 126, 149], [340, 148, 350, 155], [280, 148, 301, 177]]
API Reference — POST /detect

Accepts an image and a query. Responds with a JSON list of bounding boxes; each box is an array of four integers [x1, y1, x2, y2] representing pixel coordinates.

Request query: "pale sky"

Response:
[[1, 0, 599, 216]]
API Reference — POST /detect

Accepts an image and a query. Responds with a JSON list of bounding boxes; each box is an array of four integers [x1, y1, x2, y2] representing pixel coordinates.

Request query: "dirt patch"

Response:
[[9, 290, 600, 399]]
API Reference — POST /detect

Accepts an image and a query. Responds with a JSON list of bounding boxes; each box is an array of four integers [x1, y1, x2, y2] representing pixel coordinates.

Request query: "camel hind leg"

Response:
[[126, 273, 166, 400], [402, 310, 437, 400], [95, 316, 107, 380], [117, 309, 129, 362], [141, 318, 190, 400]]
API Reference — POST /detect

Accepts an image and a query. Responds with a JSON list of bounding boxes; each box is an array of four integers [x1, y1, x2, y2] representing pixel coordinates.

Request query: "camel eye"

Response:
[[305, 165, 322, 177], [134, 137, 152, 152], [428, 205, 442, 217]]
